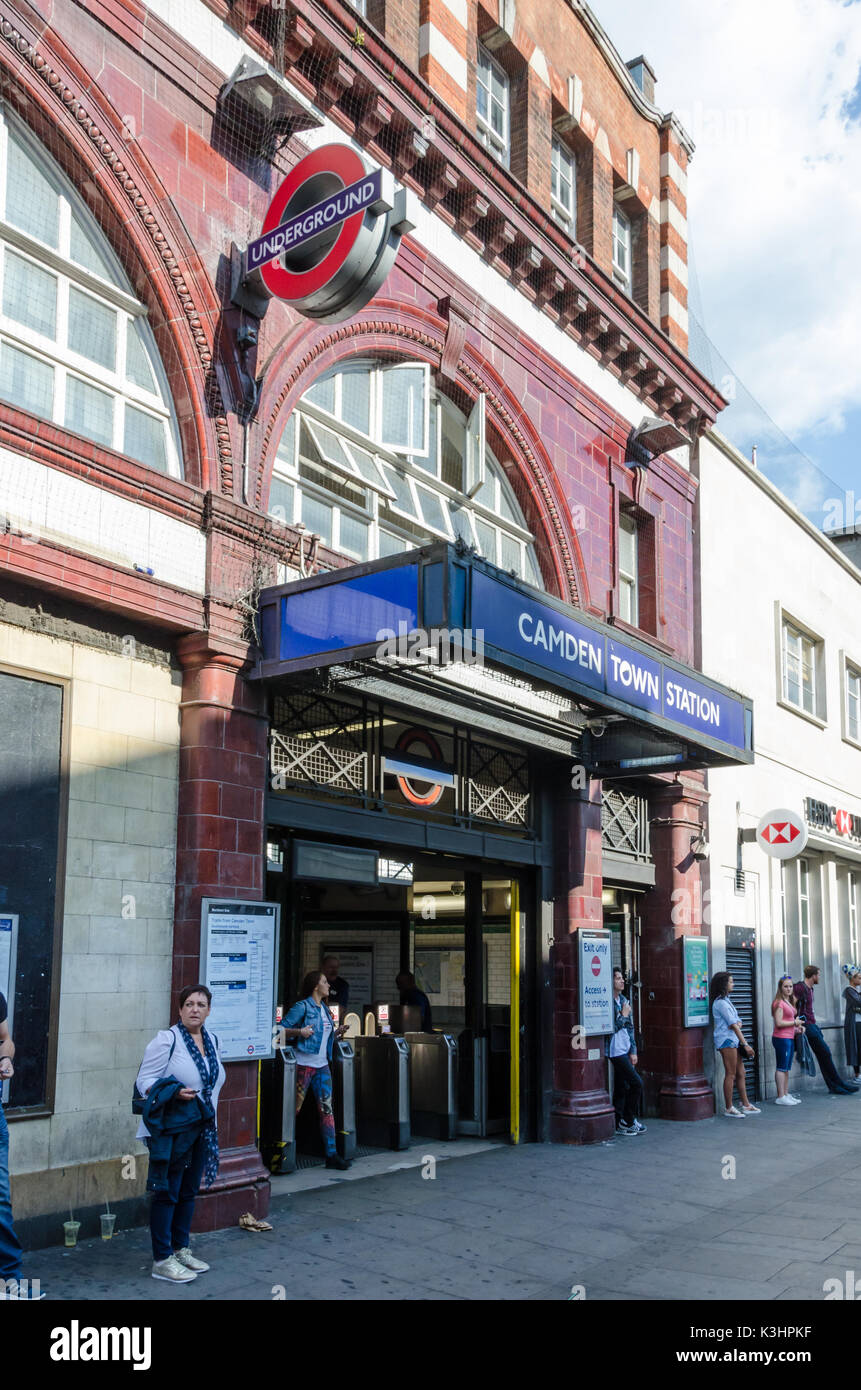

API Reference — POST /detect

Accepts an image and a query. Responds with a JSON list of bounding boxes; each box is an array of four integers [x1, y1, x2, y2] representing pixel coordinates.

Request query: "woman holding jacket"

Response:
[[842, 965, 861, 1079], [281, 971, 351, 1171], [135, 983, 225, 1284]]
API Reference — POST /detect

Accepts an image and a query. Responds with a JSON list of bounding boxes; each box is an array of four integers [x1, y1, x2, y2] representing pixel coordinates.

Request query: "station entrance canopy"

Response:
[[253, 543, 753, 777]]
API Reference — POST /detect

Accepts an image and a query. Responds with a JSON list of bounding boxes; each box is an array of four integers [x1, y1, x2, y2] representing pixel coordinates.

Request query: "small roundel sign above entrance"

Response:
[[756, 808, 808, 860], [242, 144, 414, 323]]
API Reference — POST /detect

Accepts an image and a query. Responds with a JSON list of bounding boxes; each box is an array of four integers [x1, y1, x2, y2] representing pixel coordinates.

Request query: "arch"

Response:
[[254, 306, 590, 607], [0, 12, 232, 492]]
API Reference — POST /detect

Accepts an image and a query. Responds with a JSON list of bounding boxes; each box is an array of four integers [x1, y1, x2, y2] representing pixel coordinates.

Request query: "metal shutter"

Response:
[[726, 947, 759, 1100]]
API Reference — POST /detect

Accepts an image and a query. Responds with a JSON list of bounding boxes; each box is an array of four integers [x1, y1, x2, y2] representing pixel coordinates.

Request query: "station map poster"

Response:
[[0, 915, 17, 1104], [201, 901, 280, 1061]]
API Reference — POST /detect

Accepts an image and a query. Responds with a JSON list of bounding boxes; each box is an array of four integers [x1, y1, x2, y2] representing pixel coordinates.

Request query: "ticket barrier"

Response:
[[354, 1034, 411, 1150], [259, 1045, 297, 1175], [405, 1033, 458, 1140]]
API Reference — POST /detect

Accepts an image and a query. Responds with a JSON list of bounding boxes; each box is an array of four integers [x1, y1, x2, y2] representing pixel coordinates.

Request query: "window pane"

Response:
[[124, 404, 168, 472], [339, 365, 371, 435], [65, 375, 113, 447], [339, 512, 370, 559], [68, 287, 117, 370], [416, 485, 449, 535], [301, 494, 333, 546], [277, 413, 296, 467], [5, 133, 60, 248], [382, 466, 419, 520], [499, 533, 521, 573], [70, 213, 116, 281], [379, 530, 407, 558], [619, 513, 637, 574], [126, 320, 157, 393], [0, 340, 54, 417], [304, 373, 336, 414], [268, 476, 295, 526], [381, 365, 425, 451], [450, 506, 476, 547], [3, 251, 57, 338], [305, 418, 354, 473], [475, 518, 497, 561]]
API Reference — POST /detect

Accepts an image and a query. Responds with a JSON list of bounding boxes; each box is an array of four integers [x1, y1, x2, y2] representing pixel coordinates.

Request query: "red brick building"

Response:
[[0, 0, 749, 1237]]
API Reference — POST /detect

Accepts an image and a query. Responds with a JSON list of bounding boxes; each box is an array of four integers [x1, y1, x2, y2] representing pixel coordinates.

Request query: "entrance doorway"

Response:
[[265, 837, 529, 1157]]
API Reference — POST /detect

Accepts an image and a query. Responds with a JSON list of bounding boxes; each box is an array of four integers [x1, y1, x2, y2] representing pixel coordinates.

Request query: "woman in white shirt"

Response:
[[710, 971, 759, 1117], [135, 984, 226, 1284]]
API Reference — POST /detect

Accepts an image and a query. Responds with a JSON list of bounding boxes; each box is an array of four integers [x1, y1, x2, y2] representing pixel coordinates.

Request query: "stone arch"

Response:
[[0, 12, 232, 492], [253, 306, 590, 607]]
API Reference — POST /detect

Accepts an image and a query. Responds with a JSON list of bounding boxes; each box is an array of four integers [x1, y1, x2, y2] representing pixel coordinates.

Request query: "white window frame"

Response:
[[476, 46, 510, 168], [778, 610, 825, 723], [0, 110, 181, 477], [850, 871, 860, 964], [551, 138, 576, 235], [612, 203, 632, 294], [267, 361, 537, 578], [618, 510, 639, 627], [842, 653, 861, 747]]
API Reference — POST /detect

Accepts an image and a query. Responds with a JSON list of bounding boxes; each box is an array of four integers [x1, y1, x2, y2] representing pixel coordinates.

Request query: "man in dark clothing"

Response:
[[793, 965, 859, 1095], [396, 972, 434, 1033], [0, 993, 25, 1292], [322, 956, 350, 1016]]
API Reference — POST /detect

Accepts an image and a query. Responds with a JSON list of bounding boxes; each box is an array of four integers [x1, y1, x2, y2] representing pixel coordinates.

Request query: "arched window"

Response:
[[268, 359, 542, 586], [0, 111, 181, 477]]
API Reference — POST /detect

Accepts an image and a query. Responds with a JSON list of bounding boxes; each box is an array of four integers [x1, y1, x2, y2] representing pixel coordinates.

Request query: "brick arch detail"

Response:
[[0, 10, 231, 493], [254, 315, 588, 607]]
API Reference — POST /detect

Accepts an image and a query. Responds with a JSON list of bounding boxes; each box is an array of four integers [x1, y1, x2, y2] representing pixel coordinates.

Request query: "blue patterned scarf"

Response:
[[176, 1021, 220, 1189]]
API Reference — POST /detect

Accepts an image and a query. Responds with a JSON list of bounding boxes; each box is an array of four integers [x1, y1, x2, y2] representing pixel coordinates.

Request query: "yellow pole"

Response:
[[510, 879, 520, 1144]]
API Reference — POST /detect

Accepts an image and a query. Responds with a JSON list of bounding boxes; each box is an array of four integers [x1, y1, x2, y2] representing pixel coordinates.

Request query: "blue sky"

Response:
[[591, 0, 861, 519]]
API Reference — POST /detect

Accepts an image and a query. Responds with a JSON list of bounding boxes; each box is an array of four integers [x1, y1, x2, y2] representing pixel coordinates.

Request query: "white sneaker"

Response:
[[787, 1095, 802, 1104], [774, 1095, 795, 1106], [740, 1104, 761, 1114], [152, 1255, 197, 1283], [174, 1247, 210, 1272], [724, 1106, 745, 1116]]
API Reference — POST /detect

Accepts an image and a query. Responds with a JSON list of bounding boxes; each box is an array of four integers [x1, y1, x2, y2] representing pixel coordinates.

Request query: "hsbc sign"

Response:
[[805, 797, 861, 844], [240, 144, 414, 322]]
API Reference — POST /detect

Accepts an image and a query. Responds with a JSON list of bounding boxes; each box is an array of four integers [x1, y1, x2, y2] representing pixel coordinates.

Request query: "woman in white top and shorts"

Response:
[[710, 971, 759, 1117]]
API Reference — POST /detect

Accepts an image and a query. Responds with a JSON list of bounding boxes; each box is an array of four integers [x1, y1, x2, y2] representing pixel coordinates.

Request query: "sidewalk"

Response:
[[24, 1090, 861, 1301]]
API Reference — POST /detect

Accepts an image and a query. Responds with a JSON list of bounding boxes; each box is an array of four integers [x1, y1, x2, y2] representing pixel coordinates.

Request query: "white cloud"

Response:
[[589, 0, 861, 445]]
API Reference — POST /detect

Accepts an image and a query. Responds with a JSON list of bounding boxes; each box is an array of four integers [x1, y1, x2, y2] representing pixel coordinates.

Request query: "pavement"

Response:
[[22, 1089, 861, 1301]]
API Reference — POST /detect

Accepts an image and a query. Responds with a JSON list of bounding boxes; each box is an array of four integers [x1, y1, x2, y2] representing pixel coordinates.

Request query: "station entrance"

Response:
[[260, 835, 531, 1171]]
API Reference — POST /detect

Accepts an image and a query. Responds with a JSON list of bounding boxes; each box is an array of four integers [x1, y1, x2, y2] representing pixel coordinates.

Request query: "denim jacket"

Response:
[[605, 994, 636, 1059], [282, 996, 336, 1063]]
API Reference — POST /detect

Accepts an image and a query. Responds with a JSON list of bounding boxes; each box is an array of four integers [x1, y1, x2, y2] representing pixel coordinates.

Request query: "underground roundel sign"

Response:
[[244, 144, 414, 323], [756, 808, 808, 859]]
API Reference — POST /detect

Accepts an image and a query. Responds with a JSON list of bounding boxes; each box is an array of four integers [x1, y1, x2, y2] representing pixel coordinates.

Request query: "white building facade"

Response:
[[699, 430, 861, 1100]]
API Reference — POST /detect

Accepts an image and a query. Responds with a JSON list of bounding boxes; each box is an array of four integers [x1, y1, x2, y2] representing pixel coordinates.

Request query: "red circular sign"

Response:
[[395, 728, 446, 808], [591, 955, 601, 977], [259, 145, 368, 301]]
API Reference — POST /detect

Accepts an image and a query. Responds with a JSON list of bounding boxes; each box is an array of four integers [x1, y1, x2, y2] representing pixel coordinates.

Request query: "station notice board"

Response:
[[201, 900, 280, 1062]]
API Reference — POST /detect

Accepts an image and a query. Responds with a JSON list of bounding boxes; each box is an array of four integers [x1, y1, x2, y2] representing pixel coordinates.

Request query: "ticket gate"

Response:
[[259, 1045, 297, 1175], [405, 1033, 457, 1140], [354, 1034, 410, 1150]]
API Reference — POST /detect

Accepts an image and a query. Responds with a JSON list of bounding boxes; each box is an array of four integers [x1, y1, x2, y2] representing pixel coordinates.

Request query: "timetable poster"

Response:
[[201, 901, 280, 1062]]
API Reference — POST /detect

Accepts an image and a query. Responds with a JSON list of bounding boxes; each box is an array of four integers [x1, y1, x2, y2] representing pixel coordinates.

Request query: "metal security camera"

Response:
[[587, 717, 608, 738], [690, 831, 710, 861]]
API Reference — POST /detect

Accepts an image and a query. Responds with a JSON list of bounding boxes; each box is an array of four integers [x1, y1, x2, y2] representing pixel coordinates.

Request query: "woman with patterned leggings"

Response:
[[281, 971, 351, 1171]]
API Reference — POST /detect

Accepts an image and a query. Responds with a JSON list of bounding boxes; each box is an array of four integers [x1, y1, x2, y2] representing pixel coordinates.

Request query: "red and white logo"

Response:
[[591, 955, 602, 977], [756, 808, 808, 860], [836, 808, 853, 835]]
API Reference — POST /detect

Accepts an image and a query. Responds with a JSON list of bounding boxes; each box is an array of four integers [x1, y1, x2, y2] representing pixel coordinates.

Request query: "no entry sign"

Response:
[[241, 144, 413, 323], [756, 808, 808, 859]]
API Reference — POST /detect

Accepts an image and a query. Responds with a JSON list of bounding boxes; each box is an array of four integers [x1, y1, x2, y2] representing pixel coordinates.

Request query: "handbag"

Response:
[[132, 1030, 176, 1115]]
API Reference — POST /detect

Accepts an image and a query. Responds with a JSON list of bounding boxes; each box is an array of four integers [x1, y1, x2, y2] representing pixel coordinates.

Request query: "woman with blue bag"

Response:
[[281, 971, 350, 1171], [135, 983, 225, 1284]]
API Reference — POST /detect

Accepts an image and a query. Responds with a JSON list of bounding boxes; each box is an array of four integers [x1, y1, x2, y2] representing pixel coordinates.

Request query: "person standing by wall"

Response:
[[607, 967, 645, 1135], [793, 966, 858, 1096], [0, 992, 33, 1297], [710, 971, 759, 1117], [321, 956, 350, 1018], [772, 976, 804, 1106], [842, 966, 861, 1080]]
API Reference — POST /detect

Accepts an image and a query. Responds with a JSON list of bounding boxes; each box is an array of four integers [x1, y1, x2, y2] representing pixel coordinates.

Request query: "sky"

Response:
[[591, 0, 861, 522]]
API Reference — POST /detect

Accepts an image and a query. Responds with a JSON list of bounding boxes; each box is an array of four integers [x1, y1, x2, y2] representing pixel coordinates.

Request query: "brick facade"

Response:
[[0, 0, 723, 1235]]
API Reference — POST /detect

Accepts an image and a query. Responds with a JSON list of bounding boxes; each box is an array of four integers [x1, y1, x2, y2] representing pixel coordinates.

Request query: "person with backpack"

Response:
[[135, 984, 225, 1284], [281, 970, 351, 1171], [710, 971, 759, 1116]]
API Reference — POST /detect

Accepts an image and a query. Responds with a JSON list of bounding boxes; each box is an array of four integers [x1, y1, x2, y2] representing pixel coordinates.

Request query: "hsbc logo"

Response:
[[805, 797, 861, 843]]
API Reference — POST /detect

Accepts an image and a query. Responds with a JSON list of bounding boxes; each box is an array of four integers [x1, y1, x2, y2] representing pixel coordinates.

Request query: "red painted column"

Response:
[[173, 633, 271, 1228], [639, 775, 714, 1120], [550, 778, 615, 1143]]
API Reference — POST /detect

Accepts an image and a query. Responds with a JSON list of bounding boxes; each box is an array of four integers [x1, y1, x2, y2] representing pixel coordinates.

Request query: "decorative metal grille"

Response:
[[270, 693, 368, 795], [602, 787, 650, 860], [468, 741, 530, 826]]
